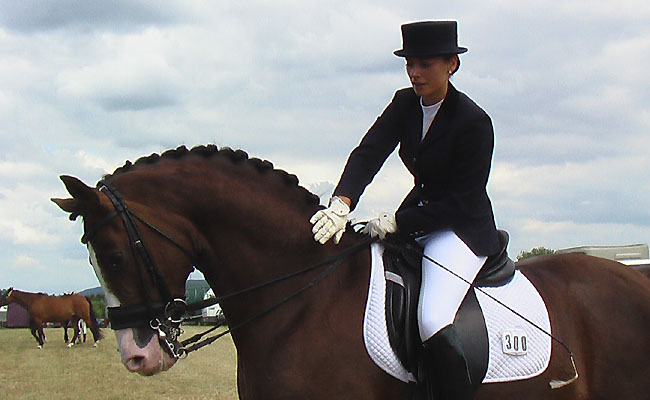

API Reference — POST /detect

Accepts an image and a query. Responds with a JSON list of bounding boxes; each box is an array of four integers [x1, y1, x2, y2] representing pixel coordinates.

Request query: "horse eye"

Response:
[[102, 253, 124, 270]]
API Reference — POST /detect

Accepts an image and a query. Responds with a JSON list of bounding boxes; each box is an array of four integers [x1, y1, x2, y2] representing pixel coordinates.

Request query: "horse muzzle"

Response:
[[115, 327, 178, 376], [108, 299, 188, 374]]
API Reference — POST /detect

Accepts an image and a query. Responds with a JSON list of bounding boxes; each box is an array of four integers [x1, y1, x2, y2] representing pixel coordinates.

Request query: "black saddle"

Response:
[[382, 230, 516, 388]]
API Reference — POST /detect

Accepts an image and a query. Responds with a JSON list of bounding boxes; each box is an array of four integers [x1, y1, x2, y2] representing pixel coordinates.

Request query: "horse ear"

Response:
[[51, 175, 100, 220], [51, 197, 78, 213]]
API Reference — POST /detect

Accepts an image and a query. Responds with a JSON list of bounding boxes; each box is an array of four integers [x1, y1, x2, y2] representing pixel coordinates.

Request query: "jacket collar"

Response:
[[419, 82, 459, 150]]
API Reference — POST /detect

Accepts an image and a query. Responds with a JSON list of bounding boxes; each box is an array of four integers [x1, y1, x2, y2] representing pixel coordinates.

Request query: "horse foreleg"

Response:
[[75, 322, 83, 344], [85, 319, 101, 346], [29, 320, 44, 348], [78, 319, 87, 343], [63, 320, 70, 344], [30, 328, 42, 348], [68, 317, 80, 347]]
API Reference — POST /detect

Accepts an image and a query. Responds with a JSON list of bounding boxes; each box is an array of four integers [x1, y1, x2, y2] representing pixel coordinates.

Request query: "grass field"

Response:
[[0, 326, 238, 399]]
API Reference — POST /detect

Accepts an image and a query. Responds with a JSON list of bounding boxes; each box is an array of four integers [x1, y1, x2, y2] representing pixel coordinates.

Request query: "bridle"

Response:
[[83, 180, 193, 359], [82, 180, 375, 359]]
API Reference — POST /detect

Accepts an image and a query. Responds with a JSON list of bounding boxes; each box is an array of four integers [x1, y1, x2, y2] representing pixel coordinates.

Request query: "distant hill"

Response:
[[78, 280, 209, 297], [79, 286, 104, 296]]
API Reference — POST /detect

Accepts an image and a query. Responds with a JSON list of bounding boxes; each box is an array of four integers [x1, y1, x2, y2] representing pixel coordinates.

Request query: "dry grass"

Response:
[[0, 326, 238, 399]]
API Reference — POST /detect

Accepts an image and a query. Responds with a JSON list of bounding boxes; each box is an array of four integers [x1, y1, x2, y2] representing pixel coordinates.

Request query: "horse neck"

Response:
[[9, 290, 36, 308], [116, 160, 368, 330], [209, 193, 329, 298], [191, 164, 356, 291], [119, 161, 323, 278]]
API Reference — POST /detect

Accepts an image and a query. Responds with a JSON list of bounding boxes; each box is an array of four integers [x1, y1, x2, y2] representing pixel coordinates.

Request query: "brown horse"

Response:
[[632, 264, 650, 280], [0, 288, 102, 348], [52, 145, 650, 399]]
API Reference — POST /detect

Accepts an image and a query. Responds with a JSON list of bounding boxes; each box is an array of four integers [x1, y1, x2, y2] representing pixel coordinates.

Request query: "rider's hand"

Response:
[[361, 212, 397, 239], [309, 196, 350, 244]]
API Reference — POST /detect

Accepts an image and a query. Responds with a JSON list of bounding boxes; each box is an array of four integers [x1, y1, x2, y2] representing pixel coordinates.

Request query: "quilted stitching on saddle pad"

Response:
[[475, 270, 551, 382], [364, 243, 415, 382], [363, 243, 551, 384]]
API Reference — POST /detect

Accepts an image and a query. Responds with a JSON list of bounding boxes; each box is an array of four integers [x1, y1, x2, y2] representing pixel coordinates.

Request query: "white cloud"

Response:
[[0, 161, 48, 179], [56, 29, 182, 111], [14, 254, 41, 268], [0, 183, 62, 246], [1, 0, 649, 293]]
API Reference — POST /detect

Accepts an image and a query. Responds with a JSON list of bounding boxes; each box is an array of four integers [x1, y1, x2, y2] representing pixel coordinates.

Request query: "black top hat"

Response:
[[394, 21, 467, 57]]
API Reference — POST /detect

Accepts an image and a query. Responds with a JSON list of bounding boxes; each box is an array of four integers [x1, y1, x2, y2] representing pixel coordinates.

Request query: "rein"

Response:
[[180, 235, 377, 354], [83, 179, 376, 359]]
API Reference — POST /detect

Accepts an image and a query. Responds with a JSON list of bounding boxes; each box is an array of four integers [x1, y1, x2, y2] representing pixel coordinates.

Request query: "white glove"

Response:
[[361, 212, 397, 239], [309, 196, 350, 244]]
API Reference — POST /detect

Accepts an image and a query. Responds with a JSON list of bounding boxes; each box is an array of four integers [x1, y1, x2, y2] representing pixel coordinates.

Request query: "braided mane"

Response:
[[104, 144, 320, 206]]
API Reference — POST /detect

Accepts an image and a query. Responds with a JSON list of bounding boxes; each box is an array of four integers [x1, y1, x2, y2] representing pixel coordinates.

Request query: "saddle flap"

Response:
[[381, 236, 489, 386], [382, 241, 422, 373]]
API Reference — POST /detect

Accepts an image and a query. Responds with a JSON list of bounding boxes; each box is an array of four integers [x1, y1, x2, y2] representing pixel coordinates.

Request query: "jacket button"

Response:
[[420, 183, 425, 189]]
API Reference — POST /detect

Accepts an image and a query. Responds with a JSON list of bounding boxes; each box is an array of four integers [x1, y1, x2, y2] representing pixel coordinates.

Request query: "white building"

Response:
[[201, 288, 225, 323], [556, 243, 650, 267], [0, 305, 7, 327]]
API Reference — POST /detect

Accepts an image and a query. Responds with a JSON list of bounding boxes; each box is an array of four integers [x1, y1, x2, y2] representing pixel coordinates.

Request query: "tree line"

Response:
[[87, 294, 106, 320], [516, 247, 555, 261]]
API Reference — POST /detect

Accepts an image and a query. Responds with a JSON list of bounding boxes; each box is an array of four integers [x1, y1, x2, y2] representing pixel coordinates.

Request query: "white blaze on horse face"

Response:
[[87, 244, 176, 375], [87, 245, 120, 307]]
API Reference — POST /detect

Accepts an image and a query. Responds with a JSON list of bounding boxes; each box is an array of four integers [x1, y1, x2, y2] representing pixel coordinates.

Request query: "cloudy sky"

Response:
[[1, 0, 649, 294]]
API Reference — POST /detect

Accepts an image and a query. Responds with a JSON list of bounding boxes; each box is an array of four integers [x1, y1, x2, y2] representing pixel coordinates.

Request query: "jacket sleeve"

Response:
[[333, 92, 404, 210]]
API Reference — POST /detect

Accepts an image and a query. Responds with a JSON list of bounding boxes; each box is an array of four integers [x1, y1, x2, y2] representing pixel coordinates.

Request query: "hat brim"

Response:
[[393, 47, 468, 57]]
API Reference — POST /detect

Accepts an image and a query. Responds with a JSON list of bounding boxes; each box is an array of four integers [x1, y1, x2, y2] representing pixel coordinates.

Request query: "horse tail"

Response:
[[85, 296, 104, 340]]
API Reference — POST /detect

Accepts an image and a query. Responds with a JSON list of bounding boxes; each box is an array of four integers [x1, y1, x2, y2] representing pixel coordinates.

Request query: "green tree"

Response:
[[88, 294, 106, 320], [517, 247, 555, 261]]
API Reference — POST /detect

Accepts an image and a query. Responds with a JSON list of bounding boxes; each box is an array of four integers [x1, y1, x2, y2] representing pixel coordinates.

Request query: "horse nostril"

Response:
[[125, 355, 146, 372]]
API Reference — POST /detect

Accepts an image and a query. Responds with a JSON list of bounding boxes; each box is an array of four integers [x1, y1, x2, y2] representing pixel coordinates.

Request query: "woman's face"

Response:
[[405, 56, 457, 105]]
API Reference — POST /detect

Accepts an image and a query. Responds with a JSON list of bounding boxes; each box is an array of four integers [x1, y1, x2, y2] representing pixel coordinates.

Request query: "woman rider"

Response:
[[310, 21, 501, 399]]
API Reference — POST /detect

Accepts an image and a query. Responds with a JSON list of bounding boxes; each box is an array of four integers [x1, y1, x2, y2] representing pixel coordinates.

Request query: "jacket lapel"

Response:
[[401, 94, 425, 158], [419, 83, 460, 151]]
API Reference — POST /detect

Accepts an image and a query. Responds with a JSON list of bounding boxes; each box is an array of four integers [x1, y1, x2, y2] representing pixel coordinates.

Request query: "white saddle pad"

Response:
[[363, 243, 552, 384]]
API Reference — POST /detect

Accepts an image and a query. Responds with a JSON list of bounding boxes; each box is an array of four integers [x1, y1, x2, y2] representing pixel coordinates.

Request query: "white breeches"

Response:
[[416, 230, 487, 341]]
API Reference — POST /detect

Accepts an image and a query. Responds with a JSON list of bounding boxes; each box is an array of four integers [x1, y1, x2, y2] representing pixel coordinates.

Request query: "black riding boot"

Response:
[[418, 324, 473, 400]]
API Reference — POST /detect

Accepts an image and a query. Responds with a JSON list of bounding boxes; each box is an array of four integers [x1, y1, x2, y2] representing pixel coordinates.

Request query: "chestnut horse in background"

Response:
[[52, 145, 650, 399], [0, 288, 102, 348]]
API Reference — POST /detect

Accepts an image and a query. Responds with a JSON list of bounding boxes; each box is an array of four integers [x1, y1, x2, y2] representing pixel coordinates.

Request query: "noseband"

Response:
[[83, 180, 193, 359]]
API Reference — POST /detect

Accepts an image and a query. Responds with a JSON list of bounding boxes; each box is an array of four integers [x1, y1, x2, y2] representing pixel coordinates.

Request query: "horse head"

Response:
[[52, 145, 340, 380], [53, 174, 195, 376], [0, 287, 12, 306]]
